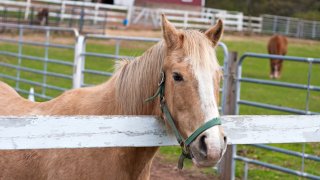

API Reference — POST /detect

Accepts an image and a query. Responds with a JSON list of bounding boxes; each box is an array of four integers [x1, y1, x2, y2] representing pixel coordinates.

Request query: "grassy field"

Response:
[[0, 32, 319, 179]]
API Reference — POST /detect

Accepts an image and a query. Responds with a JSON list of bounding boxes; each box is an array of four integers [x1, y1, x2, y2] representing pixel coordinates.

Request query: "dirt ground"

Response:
[[150, 154, 218, 180]]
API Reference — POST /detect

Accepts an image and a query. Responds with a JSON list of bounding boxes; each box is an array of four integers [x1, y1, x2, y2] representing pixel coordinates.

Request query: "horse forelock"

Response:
[[182, 30, 222, 103]]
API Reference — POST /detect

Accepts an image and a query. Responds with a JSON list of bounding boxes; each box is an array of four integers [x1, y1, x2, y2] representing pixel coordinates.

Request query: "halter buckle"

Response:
[[158, 71, 165, 86]]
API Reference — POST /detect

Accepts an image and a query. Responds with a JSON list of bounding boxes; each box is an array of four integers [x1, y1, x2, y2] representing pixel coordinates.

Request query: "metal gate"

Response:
[[0, 23, 78, 100], [232, 53, 320, 179]]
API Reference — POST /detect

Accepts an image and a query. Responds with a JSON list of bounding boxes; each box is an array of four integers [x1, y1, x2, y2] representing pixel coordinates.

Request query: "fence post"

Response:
[[60, 0, 66, 22], [300, 21, 304, 38], [126, 6, 133, 27], [102, 11, 107, 34], [79, 6, 85, 34], [272, 16, 278, 33], [29, 7, 34, 25], [3, 7, 7, 23], [93, 3, 100, 25], [18, 8, 22, 24], [296, 21, 301, 38], [69, 7, 75, 28], [286, 17, 290, 35], [312, 21, 316, 39], [219, 51, 238, 180], [73, 35, 85, 89], [237, 13, 243, 31], [25, 0, 31, 20], [183, 11, 188, 29]]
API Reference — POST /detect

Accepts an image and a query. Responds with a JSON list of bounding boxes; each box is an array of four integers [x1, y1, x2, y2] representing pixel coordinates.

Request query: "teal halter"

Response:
[[145, 72, 221, 169]]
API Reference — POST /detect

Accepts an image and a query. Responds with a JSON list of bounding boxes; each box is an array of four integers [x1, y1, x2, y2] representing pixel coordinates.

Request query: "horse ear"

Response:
[[205, 19, 223, 47], [161, 14, 180, 49]]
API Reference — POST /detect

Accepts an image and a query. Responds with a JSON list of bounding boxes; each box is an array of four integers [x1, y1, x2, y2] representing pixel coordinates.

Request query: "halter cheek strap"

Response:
[[145, 71, 221, 169]]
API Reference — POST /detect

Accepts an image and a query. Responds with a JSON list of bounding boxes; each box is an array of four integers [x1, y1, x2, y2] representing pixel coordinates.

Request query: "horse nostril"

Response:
[[223, 135, 227, 144], [199, 135, 207, 158]]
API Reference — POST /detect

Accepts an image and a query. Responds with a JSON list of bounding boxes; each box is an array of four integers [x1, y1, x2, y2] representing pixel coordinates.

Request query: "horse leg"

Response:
[[274, 60, 281, 79], [270, 59, 275, 79], [278, 60, 283, 78], [270, 60, 273, 78]]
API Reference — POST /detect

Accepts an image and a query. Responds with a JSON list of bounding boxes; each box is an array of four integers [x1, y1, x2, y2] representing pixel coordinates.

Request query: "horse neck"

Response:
[[113, 41, 166, 116]]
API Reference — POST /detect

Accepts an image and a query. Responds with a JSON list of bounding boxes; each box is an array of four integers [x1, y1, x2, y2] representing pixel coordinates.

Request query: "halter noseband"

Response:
[[145, 71, 221, 169]]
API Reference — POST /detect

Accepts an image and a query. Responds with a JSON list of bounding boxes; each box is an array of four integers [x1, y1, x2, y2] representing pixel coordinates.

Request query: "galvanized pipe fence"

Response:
[[232, 53, 320, 179], [262, 14, 320, 39], [0, 23, 78, 100]]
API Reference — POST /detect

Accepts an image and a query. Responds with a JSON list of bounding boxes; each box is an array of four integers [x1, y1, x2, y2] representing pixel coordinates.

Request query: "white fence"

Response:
[[0, 115, 319, 150], [32, 0, 130, 25], [0, 0, 130, 30], [130, 6, 249, 31], [0, 0, 259, 32], [243, 16, 263, 32], [1, 0, 320, 39]]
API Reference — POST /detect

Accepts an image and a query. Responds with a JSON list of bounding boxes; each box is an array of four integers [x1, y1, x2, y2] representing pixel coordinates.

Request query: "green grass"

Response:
[[0, 34, 319, 179], [224, 40, 320, 115], [222, 38, 320, 179]]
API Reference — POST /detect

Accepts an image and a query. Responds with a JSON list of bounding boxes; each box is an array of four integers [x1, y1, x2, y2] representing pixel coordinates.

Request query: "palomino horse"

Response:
[[0, 15, 226, 179], [267, 35, 288, 79]]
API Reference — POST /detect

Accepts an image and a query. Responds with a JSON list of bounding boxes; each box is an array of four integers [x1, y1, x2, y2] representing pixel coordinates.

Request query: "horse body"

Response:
[[0, 16, 226, 179], [267, 35, 288, 79], [0, 68, 159, 180]]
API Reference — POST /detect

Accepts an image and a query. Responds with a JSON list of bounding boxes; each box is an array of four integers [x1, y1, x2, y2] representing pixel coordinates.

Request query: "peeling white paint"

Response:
[[0, 115, 319, 150]]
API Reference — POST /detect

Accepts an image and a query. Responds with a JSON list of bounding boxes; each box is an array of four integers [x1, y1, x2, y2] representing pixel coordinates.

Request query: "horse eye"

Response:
[[173, 72, 183, 82]]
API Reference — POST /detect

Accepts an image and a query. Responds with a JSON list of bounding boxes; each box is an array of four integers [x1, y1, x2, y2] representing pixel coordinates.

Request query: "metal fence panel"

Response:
[[233, 52, 320, 179], [262, 14, 320, 39], [0, 23, 78, 100]]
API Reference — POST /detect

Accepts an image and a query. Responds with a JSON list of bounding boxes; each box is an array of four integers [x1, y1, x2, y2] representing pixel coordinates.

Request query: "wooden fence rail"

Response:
[[0, 115, 319, 150]]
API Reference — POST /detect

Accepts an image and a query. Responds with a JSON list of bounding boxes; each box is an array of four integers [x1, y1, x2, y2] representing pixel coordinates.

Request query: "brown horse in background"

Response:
[[37, 8, 49, 26], [0, 15, 226, 179], [267, 35, 288, 79]]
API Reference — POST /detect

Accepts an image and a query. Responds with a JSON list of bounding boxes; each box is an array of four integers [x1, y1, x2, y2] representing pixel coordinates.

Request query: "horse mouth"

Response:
[[189, 149, 225, 168], [191, 157, 220, 168], [189, 137, 228, 168]]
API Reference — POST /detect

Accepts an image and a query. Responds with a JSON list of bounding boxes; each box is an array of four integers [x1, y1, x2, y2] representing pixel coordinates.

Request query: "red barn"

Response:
[[135, 0, 205, 10]]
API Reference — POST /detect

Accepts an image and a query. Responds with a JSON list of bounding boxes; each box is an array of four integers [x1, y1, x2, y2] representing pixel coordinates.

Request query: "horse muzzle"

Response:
[[189, 126, 227, 167]]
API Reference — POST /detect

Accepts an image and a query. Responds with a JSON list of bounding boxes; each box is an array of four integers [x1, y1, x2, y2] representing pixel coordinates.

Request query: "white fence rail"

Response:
[[33, 0, 129, 24], [0, 115, 319, 150], [243, 16, 263, 32], [0, 0, 253, 32], [131, 6, 247, 31]]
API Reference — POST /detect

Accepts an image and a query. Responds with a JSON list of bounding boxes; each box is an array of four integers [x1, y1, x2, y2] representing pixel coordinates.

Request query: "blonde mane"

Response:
[[115, 41, 166, 115], [114, 30, 222, 115]]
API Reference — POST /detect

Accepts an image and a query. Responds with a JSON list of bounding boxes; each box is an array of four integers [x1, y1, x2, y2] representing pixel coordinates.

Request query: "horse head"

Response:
[[159, 15, 227, 168]]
